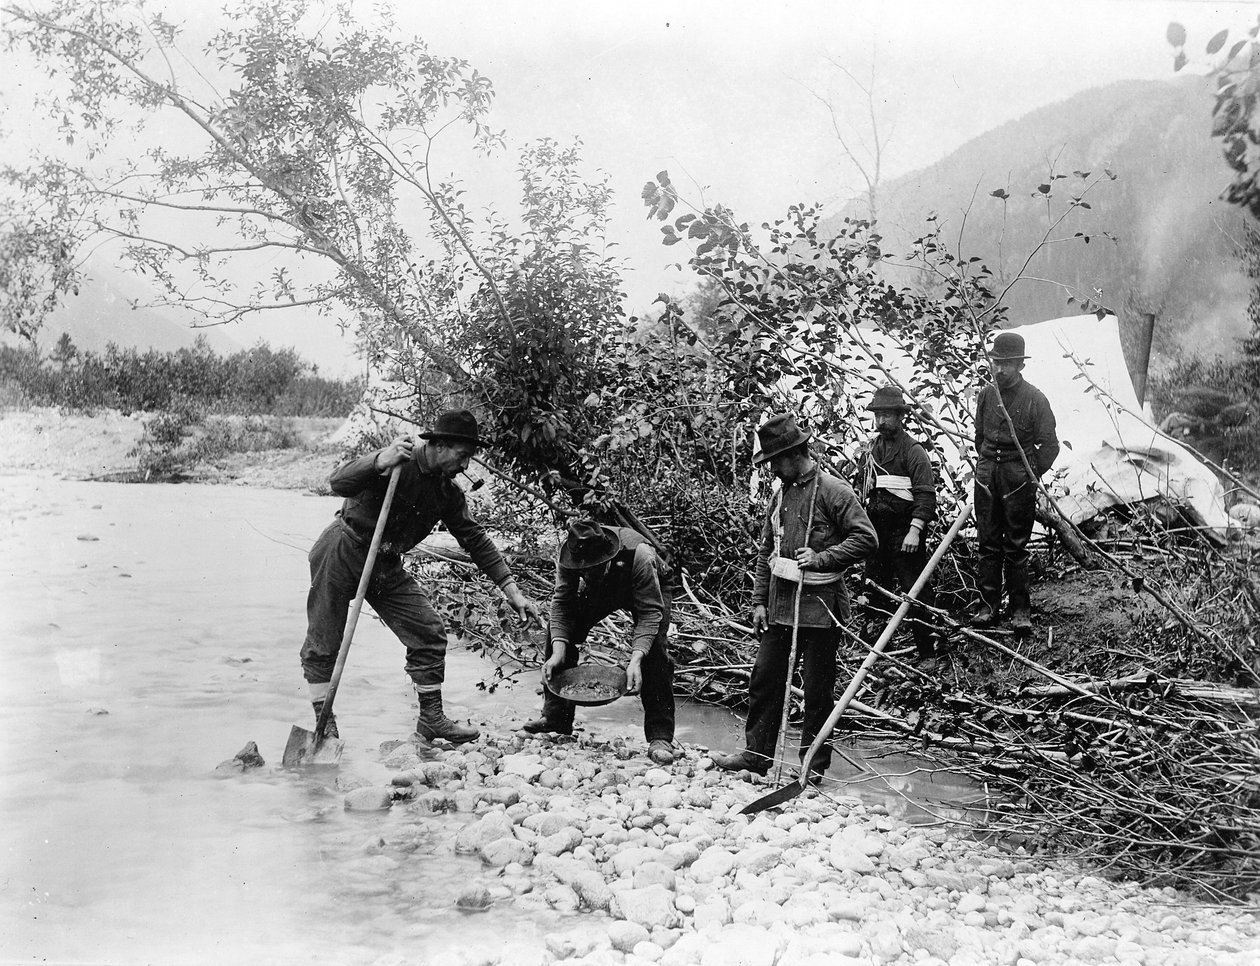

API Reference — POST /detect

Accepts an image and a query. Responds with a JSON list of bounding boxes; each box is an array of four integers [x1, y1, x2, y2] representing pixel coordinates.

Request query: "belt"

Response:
[[982, 448, 1029, 464], [337, 519, 403, 557]]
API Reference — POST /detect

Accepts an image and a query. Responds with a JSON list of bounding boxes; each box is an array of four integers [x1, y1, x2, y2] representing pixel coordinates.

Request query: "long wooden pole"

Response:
[[796, 500, 974, 783]]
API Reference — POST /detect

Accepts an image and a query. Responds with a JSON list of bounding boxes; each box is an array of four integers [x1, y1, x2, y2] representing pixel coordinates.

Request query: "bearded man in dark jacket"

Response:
[[856, 385, 939, 660], [972, 332, 1060, 633]]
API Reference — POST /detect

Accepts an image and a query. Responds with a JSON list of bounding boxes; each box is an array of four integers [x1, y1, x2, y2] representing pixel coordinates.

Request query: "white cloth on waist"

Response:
[[771, 556, 844, 585], [874, 473, 913, 501]]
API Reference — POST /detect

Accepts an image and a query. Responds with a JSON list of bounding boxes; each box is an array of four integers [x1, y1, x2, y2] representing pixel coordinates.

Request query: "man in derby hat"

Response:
[[300, 409, 541, 744], [523, 517, 678, 764], [855, 385, 940, 661], [712, 413, 877, 780], [972, 331, 1059, 633]]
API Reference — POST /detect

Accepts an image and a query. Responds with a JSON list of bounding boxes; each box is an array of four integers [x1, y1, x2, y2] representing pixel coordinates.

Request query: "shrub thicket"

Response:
[[0, 335, 363, 416], [1148, 347, 1260, 479]]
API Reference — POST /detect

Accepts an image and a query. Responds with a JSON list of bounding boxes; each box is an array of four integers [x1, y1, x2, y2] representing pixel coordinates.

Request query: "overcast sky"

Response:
[[5, 0, 1257, 373]]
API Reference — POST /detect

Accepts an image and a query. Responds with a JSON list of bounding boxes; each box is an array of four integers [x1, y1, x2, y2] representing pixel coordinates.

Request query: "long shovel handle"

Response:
[[796, 500, 974, 785], [314, 463, 402, 742], [773, 582, 805, 782]]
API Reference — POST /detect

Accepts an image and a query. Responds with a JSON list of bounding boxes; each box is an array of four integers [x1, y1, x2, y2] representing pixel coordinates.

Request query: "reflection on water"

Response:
[[0, 477, 977, 964]]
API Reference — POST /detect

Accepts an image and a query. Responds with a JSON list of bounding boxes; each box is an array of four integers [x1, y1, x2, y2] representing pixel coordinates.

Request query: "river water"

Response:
[[0, 477, 975, 965]]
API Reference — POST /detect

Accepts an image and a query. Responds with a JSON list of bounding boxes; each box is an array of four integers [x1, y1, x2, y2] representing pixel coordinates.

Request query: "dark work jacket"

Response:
[[550, 528, 667, 656], [329, 447, 511, 585], [857, 429, 936, 525], [753, 467, 878, 628], [974, 377, 1060, 477]]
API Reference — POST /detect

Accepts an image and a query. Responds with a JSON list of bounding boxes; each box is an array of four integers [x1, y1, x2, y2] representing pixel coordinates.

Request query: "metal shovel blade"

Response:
[[281, 724, 344, 768], [739, 778, 806, 815]]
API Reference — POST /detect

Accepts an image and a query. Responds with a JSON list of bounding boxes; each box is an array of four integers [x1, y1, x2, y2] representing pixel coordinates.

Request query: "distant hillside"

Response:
[[834, 76, 1252, 365], [4, 264, 241, 357]]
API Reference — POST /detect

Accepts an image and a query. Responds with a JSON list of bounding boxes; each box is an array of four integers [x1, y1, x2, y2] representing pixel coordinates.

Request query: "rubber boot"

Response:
[[1007, 561, 1032, 633], [415, 692, 479, 744], [971, 558, 1003, 628], [312, 700, 338, 739], [522, 685, 576, 735]]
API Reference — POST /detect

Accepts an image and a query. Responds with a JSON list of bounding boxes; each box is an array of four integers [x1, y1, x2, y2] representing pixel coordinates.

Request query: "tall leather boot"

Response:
[[415, 692, 480, 744], [971, 557, 1003, 628], [1007, 561, 1032, 633]]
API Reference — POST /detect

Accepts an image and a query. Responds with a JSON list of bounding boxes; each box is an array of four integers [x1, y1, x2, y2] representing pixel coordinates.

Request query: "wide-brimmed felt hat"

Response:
[[754, 413, 811, 466], [419, 409, 487, 447], [866, 385, 911, 412], [989, 332, 1030, 361], [559, 518, 622, 570]]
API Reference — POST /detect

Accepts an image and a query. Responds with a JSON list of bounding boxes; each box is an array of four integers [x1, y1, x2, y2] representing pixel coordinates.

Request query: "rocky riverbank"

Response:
[[317, 728, 1259, 966]]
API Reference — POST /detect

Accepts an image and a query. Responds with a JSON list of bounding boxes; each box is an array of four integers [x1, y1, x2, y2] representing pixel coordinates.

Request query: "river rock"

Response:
[[537, 828, 583, 857], [455, 811, 515, 854], [649, 785, 683, 809], [663, 842, 700, 868], [632, 862, 676, 890], [612, 884, 681, 930], [829, 841, 875, 874], [500, 753, 546, 781], [634, 940, 665, 962], [233, 741, 265, 768], [694, 896, 731, 929], [735, 845, 782, 875], [454, 885, 493, 912], [344, 787, 394, 811], [608, 920, 651, 952], [689, 846, 737, 883], [480, 837, 533, 867], [572, 871, 614, 912], [543, 884, 581, 912], [903, 923, 959, 959], [697, 924, 783, 966], [523, 810, 580, 837], [611, 846, 669, 876]]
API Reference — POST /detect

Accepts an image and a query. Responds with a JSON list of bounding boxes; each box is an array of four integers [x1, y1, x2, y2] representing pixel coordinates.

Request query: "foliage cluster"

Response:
[[1148, 351, 1260, 478], [128, 407, 303, 478], [0, 335, 362, 416]]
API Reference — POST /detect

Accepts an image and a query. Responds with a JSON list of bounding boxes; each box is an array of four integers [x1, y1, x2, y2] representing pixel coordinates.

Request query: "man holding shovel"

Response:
[[712, 413, 877, 780], [300, 409, 541, 744], [856, 385, 941, 663], [522, 518, 678, 765]]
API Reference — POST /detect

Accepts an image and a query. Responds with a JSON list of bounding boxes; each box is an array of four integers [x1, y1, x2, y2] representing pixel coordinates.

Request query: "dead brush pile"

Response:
[[412, 494, 1259, 900]]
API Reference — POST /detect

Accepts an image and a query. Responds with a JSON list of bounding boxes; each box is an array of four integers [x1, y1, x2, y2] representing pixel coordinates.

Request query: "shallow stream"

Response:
[[0, 477, 975, 964]]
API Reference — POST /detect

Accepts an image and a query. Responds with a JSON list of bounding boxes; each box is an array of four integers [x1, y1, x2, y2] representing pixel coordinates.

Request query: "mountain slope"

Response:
[[839, 76, 1250, 363], [7, 264, 242, 357]]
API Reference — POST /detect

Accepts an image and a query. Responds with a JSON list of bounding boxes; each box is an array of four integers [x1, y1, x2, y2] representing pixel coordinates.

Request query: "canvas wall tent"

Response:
[[1012, 314, 1230, 535], [760, 313, 1230, 536]]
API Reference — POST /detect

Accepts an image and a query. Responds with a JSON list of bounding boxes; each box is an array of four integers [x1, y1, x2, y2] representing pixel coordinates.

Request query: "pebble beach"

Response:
[[318, 728, 1260, 966]]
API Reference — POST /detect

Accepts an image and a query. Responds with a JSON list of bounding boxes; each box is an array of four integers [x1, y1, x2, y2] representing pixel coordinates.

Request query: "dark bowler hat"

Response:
[[419, 409, 487, 446], [866, 385, 911, 412], [754, 413, 811, 466], [559, 518, 622, 570], [989, 331, 1030, 361]]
